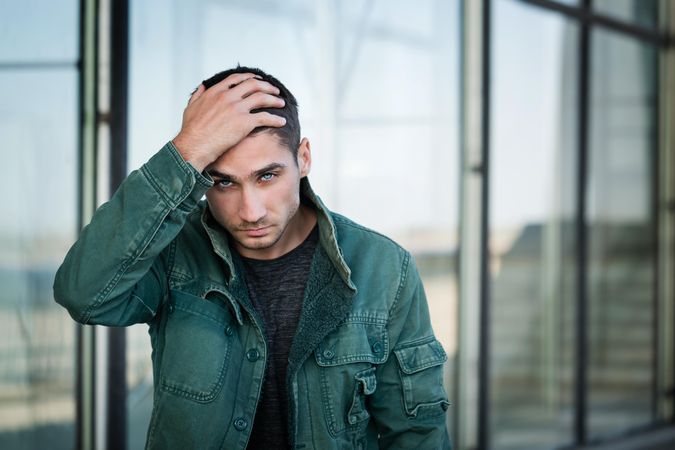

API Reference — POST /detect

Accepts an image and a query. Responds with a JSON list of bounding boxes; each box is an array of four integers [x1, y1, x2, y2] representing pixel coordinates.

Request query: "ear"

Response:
[[296, 138, 312, 177]]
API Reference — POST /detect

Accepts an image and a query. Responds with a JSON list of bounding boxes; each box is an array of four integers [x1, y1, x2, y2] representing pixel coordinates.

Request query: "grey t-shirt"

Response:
[[241, 226, 318, 449]]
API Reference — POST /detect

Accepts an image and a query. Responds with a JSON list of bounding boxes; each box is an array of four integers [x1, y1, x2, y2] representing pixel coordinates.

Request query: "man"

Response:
[[54, 66, 451, 449]]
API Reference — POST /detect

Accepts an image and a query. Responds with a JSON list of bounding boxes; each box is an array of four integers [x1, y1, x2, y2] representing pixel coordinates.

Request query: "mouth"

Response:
[[240, 226, 271, 237]]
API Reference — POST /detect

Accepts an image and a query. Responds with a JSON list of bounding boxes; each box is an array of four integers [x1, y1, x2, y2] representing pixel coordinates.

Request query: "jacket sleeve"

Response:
[[370, 253, 452, 449], [53, 142, 213, 326]]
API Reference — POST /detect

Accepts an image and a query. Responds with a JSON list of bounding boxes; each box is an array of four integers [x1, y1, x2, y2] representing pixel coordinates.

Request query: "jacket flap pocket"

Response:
[[394, 338, 447, 375], [169, 280, 243, 326], [315, 320, 388, 366], [170, 289, 232, 328]]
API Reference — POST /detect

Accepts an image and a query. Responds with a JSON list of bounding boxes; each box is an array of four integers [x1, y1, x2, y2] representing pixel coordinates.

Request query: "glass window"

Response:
[[587, 27, 657, 439], [593, 0, 658, 30], [0, 69, 78, 449], [490, 1, 578, 448], [0, 0, 79, 63], [128, 0, 460, 447]]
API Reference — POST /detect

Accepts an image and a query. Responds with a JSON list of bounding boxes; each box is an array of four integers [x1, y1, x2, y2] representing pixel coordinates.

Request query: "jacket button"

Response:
[[233, 417, 248, 431], [322, 349, 335, 360], [224, 325, 233, 336], [246, 348, 260, 362], [371, 341, 382, 355]]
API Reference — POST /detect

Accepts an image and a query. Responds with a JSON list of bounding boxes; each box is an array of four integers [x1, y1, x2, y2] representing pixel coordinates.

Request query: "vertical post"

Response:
[[77, 0, 99, 448], [457, 0, 489, 448], [658, 0, 675, 425], [477, 0, 492, 448], [574, 0, 591, 445], [652, 4, 661, 426], [107, 0, 129, 449]]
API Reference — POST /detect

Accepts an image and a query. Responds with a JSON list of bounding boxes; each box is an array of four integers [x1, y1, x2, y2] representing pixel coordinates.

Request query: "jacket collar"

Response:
[[200, 177, 356, 293]]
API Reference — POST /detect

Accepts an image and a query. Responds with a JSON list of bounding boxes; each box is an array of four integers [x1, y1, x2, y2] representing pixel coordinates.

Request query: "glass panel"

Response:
[[128, 0, 460, 447], [0, 0, 79, 63], [490, 1, 578, 448], [587, 28, 657, 439], [593, 0, 658, 30], [0, 69, 78, 449]]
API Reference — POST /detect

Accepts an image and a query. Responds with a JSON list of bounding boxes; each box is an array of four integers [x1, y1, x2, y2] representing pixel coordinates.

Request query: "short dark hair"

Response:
[[201, 66, 300, 155]]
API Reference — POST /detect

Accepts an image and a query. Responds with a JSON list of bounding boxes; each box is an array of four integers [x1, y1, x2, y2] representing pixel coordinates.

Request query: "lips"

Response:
[[241, 226, 270, 237]]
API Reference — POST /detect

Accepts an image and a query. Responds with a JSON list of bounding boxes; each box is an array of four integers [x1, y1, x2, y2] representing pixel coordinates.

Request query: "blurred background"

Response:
[[2, 0, 675, 449]]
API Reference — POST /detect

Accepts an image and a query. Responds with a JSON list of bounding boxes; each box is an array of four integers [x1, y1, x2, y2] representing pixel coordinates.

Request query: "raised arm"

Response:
[[53, 73, 286, 326]]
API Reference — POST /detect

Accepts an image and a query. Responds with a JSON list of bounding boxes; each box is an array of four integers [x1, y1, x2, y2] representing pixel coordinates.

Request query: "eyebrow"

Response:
[[207, 163, 287, 182]]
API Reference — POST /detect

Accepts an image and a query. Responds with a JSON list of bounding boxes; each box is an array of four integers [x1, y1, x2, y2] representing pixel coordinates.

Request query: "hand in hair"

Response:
[[172, 72, 286, 172]]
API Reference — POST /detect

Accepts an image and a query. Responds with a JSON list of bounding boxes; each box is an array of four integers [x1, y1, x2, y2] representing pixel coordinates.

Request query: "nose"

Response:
[[239, 187, 266, 224]]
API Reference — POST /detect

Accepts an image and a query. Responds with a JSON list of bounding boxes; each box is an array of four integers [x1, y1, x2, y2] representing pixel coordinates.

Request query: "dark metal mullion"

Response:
[[107, 0, 129, 448], [76, 0, 85, 445], [478, 0, 492, 449], [575, 0, 591, 445], [519, 0, 672, 46], [651, 21, 661, 425], [77, 0, 98, 448]]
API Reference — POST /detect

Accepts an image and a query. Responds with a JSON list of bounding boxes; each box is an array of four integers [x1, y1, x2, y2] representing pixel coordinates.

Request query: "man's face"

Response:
[[205, 132, 311, 260]]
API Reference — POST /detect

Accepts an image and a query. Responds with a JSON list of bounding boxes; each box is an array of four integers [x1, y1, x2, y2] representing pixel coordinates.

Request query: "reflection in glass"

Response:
[[587, 28, 657, 439], [128, 0, 460, 447], [0, 0, 79, 63], [490, 1, 578, 448], [593, 0, 658, 30], [0, 70, 78, 449]]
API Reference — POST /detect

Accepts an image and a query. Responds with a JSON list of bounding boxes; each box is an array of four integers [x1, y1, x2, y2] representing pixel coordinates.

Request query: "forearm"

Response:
[[53, 141, 213, 326]]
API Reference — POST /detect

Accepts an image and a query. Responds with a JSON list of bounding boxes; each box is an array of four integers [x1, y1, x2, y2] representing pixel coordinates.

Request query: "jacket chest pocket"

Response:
[[314, 319, 388, 436], [159, 289, 234, 403]]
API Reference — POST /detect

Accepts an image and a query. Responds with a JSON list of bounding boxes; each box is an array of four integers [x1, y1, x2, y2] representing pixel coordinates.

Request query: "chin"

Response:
[[240, 239, 274, 250], [237, 233, 280, 251]]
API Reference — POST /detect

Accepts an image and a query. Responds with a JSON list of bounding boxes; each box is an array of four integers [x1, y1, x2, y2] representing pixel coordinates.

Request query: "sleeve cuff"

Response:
[[140, 141, 214, 209]]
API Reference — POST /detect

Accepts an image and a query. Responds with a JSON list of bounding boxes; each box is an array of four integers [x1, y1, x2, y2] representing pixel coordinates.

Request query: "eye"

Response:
[[216, 179, 233, 188], [260, 173, 276, 182]]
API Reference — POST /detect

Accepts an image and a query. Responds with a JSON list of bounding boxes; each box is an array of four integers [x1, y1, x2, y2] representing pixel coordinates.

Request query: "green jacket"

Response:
[[54, 142, 451, 450]]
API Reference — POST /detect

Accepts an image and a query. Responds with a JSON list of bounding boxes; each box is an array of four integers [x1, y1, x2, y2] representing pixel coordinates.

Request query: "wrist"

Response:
[[172, 134, 210, 172]]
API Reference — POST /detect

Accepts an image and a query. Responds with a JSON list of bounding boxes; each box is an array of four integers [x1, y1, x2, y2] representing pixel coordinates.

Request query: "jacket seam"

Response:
[[388, 251, 411, 318], [302, 364, 317, 448], [131, 293, 156, 316], [167, 240, 177, 279], [394, 334, 437, 349]]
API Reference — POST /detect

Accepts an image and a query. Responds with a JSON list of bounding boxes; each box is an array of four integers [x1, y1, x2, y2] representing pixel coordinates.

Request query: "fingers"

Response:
[[206, 74, 282, 110], [187, 84, 205, 106], [230, 77, 280, 99], [241, 91, 285, 112], [210, 72, 261, 92], [252, 111, 287, 128]]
